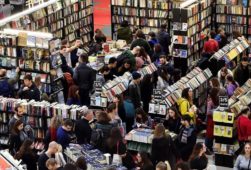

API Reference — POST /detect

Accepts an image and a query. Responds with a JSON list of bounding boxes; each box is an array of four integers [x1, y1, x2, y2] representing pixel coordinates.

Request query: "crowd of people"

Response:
[[1, 21, 251, 170]]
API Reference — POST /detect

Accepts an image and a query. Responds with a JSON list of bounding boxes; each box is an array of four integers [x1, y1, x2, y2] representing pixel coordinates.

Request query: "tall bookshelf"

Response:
[[111, 0, 172, 38], [1, 0, 94, 46], [172, 0, 212, 75]]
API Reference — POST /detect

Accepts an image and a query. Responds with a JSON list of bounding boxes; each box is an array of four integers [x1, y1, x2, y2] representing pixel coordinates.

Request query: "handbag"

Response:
[[112, 141, 122, 165]]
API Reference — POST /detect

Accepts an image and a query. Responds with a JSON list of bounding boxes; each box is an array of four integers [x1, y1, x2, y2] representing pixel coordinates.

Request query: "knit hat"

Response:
[[132, 71, 141, 80]]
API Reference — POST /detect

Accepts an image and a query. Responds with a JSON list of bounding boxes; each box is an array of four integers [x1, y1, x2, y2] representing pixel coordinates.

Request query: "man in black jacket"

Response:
[[18, 74, 40, 101], [176, 115, 197, 161], [128, 71, 142, 109], [234, 57, 251, 86], [157, 24, 171, 55], [73, 53, 95, 106], [75, 109, 93, 144]]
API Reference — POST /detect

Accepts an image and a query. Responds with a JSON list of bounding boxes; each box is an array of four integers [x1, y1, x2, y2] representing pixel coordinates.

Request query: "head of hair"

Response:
[[209, 87, 219, 106], [108, 57, 117, 64], [79, 53, 89, 63], [138, 47, 148, 60], [160, 24, 167, 30], [135, 107, 148, 123], [107, 103, 116, 113], [115, 94, 124, 106], [14, 139, 33, 160], [95, 28, 102, 34], [63, 119, 73, 127], [226, 74, 237, 86], [61, 39, 68, 46], [46, 158, 58, 169], [181, 88, 190, 100], [63, 163, 77, 170], [48, 141, 58, 150], [107, 127, 123, 149], [95, 35, 104, 44], [241, 107, 250, 115], [138, 151, 152, 165], [121, 20, 129, 27], [24, 74, 32, 81], [182, 115, 192, 124], [189, 142, 206, 161], [12, 119, 23, 134], [100, 65, 110, 74], [159, 55, 167, 60], [156, 161, 171, 170], [154, 43, 162, 53], [209, 30, 216, 39], [168, 106, 180, 119], [141, 74, 152, 86], [75, 156, 87, 170], [97, 111, 111, 123], [241, 142, 251, 155], [136, 30, 145, 39], [15, 104, 23, 112], [220, 67, 228, 78], [217, 27, 224, 34], [233, 30, 242, 39], [148, 31, 156, 38], [154, 123, 166, 138], [158, 66, 169, 82], [68, 85, 79, 100], [175, 162, 190, 170], [34, 76, 41, 87], [210, 77, 220, 88], [123, 58, 132, 66]]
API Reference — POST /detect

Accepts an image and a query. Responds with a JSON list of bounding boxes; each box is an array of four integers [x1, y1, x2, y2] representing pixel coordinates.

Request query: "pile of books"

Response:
[[214, 143, 235, 155]]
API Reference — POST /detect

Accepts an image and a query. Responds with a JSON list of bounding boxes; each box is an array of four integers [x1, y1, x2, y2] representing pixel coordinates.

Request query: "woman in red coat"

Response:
[[205, 87, 220, 152]]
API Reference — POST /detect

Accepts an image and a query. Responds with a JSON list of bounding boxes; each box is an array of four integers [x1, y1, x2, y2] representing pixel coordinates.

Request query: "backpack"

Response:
[[0, 79, 13, 97], [90, 128, 104, 148], [124, 99, 135, 118]]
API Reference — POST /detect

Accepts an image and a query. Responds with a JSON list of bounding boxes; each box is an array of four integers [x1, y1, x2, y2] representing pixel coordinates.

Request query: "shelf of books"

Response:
[[210, 37, 249, 62], [172, 0, 212, 75], [111, 0, 171, 38], [148, 67, 212, 115], [1, 0, 94, 47], [215, 0, 248, 41]]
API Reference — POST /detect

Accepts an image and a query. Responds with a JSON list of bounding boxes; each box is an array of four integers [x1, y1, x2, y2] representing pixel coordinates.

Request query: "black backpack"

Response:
[[90, 128, 104, 148], [0, 79, 13, 97]]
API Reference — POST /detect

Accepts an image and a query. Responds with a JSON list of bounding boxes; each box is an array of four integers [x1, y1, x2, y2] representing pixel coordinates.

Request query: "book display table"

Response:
[[64, 144, 127, 170], [125, 128, 177, 153]]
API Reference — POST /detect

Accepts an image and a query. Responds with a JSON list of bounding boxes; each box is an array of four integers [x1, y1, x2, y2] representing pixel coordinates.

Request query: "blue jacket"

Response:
[[57, 126, 71, 149]]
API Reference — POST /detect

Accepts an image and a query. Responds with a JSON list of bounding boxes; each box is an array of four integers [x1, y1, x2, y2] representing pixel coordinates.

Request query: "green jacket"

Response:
[[117, 27, 133, 44]]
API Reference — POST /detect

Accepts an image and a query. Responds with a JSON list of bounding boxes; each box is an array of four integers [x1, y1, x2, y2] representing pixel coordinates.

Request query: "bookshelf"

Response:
[[1, 0, 94, 46], [111, 0, 172, 38], [172, 0, 212, 75]]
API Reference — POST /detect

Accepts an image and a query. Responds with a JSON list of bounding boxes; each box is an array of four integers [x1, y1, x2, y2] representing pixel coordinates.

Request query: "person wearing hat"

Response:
[[128, 71, 142, 109], [176, 115, 197, 161]]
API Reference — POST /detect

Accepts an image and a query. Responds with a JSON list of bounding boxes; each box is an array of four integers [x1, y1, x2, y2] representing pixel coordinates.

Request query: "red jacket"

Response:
[[237, 116, 251, 142]]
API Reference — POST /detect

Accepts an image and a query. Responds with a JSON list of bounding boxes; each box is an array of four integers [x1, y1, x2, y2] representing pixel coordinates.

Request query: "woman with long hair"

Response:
[[156, 66, 170, 90], [135, 152, 154, 170], [9, 120, 25, 155], [151, 124, 179, 169], [189, 142, 208, 170], [134, 108, 152, 129], [217, 66, 233, 87], [205, 87, 219, 151], [14, 139, 38, 170], [234, 143, 251, 170], [163, 107, 181, 134], [226, 74, 238, 97], [176, 88, 196, 121], [137, 47, 152, 64], [105, 127, 136, 169], [66, 85, 81, 105]]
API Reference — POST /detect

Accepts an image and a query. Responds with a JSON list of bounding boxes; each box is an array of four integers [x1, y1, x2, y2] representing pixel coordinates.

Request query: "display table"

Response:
[[125, 129, 177, 153], [64, 144, 127, 170], [0, 150, 25, 170]]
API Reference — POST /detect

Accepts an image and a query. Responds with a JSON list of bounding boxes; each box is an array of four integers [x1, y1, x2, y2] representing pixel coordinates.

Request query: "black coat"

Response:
[[157, 31, 171, 54], [9, 133, 22, 155], [21, 152, 38, 170], [128, 82, 141, 109], [151, 136, 178, 169], [38, 153, 50, 170], [75, 118, 92, 144], [73, 63, 95, 90], [234, 65, 251, 86], [190, 155, 208, 170], [18, 83, 40, 101], [163, 117, 181, 134]]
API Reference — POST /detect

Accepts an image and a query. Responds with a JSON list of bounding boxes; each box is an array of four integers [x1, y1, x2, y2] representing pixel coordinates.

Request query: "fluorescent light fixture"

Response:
[[180, 0, 198, 8], [3, 28, 53, 39], [0, 0, 57, 27]]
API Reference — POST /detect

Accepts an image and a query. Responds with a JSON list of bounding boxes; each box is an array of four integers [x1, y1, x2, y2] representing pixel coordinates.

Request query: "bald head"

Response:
[[48, 141, 58, 154]]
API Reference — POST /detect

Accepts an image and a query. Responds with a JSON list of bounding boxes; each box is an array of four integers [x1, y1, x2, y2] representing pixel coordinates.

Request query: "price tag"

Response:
[[153, 89, 162, 100], [219, 96, 228, 108], [94, 81, 102, 92]]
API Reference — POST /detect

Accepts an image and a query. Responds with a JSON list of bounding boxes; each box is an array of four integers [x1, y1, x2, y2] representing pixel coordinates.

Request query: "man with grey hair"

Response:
[[38, 141, 58, 170], [74, 109, 93, 144]]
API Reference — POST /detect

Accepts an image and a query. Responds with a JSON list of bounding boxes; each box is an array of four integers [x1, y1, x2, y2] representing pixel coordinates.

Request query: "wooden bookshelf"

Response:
[[111, 0, 172, 38], [172, 0, 212, 75]]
